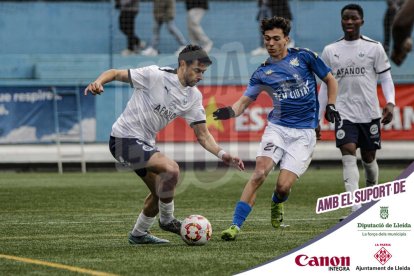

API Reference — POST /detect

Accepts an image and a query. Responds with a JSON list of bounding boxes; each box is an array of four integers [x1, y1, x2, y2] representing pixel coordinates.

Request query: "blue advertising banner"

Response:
[[0, 86, 95, 143]]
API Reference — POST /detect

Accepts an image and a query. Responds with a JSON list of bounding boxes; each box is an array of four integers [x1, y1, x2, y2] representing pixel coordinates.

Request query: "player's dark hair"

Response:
[[260, 16, 291, 36], [341, 3, 364, 19], [178, 45, 212, 66]]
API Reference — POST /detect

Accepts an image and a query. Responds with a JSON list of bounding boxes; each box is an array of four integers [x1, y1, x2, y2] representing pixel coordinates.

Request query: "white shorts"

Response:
[[256, 123, 316, 177]]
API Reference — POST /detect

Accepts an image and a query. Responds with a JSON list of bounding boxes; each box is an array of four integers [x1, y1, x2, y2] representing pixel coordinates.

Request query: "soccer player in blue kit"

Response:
[[213, 16, 341, 240]]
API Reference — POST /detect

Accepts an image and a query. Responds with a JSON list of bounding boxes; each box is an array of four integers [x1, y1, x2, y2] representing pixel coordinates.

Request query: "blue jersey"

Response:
[[244, 48, 331, 129]]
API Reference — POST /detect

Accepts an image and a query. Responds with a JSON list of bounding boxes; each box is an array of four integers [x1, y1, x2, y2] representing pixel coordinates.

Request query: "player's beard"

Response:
[[184, 72, 198, 87]]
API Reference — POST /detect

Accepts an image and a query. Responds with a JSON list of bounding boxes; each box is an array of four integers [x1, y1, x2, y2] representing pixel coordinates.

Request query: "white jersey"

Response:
[[321, 36, 391, 123], [111, 65, 206, 146]]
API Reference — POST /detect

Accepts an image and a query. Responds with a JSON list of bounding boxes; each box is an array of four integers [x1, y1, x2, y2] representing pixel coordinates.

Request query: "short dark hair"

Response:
[[178, 45, 212, 66], [341, 3, 364, 19], [260, 16, 291, 36]]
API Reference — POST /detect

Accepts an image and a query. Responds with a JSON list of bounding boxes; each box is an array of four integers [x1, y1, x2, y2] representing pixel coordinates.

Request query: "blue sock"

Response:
[[272, 192, 288, 203], [232, 201, 252, 228]]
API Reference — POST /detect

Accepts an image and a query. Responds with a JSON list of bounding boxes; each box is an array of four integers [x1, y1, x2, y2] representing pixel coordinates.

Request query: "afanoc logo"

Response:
[[295, 254, 351, 271]]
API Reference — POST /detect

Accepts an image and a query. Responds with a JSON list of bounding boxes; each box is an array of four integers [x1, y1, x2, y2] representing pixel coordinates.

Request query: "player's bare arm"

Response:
[[192, 123, 245, 171], [84, 69, 129, 96], [322, 72, 338, 105], [232, 96, 253, 117], [322, 72, 341, 123]]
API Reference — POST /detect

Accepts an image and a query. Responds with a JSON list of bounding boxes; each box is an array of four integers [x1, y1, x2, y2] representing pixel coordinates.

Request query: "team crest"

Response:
[[265, 69, 273, 75], [336, 129, 345, 140], [289, 57, 299, 67], [380, 206, 389, 219], [143, 145, 154, 152], [370, 124, 379, 135]]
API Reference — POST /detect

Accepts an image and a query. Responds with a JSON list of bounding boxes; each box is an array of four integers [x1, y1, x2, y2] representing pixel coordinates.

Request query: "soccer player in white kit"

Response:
[[84, 45, 244, 244], [213, 17, 340, 241], [318, 4, 396, 219]]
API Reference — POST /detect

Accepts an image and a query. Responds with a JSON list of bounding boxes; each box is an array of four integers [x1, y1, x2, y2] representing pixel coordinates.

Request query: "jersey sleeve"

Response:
[[302, 48, 332, 80], [182, 89, 207, 127], [374, 43, 391, 74], [243, 70, 263, 100], [320, 47, 332, 68], [128, 65, 158, 89]]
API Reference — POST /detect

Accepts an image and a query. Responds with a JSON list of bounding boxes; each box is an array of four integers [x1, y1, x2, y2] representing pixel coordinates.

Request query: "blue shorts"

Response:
[[334, 119, 381, 150], [109, 136, 159, 177]]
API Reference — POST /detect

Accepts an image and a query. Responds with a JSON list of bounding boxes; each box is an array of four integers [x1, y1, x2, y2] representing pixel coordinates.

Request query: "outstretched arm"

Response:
[[192, 123, 245, 171], [84, 69, 129, 96]]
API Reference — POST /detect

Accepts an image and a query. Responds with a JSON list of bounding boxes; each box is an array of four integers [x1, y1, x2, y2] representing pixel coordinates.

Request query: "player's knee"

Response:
[[166, 162, 180, 181], [276, 180, 293, 196], [160, 161, 180, 188], [251, 170, 267, 186]]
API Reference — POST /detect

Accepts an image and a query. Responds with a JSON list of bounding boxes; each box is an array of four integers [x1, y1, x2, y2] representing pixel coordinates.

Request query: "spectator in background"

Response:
[[383, 0, 404, 55], [251, 0, 294, 56], [391, 0, 414, 65], [142, 0, 187, 56], [185, 0, 213, 53], [116, 0, 146, 56]]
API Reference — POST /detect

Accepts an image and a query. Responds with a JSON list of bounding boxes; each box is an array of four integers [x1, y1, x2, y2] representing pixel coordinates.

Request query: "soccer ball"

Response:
[[180, 214, 212, 246]]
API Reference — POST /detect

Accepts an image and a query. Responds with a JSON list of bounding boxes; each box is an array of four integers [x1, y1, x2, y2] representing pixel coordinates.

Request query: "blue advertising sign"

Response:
[[0, 86, 95, 143]]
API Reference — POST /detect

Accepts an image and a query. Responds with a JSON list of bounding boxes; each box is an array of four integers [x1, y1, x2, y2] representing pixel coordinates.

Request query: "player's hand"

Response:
[[325, 104, 341, 123], [84, 82, 104, 96], [315, 124, 321, 140], [381, 103, 394, 125], [212, 106, 235, 120], [221, 153, 245, 171]]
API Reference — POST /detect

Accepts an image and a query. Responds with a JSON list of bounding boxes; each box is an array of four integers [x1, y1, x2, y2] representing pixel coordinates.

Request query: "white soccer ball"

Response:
[[180, 214, 212, 246]]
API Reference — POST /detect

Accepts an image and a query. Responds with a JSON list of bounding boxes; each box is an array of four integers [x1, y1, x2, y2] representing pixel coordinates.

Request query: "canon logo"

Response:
[[295, 254, 350, 267]]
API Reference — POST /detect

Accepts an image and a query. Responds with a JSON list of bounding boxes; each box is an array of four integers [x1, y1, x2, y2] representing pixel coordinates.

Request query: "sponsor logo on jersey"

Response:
[[336, 66, 366, 77], [154, 104, 177, 120], [265, 69, 273, 75], [272, 80, 310, 101]]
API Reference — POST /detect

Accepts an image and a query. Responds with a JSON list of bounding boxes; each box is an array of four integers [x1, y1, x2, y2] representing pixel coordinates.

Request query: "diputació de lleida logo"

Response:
[[380, 206, 389, 219]]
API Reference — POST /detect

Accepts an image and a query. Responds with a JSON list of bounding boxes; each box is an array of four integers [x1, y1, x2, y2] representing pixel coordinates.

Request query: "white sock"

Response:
[[362, 159, 378, 187], [131, 212, 155, 237], [159, 200, 175, 225], [342, 155, 361, 212]]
